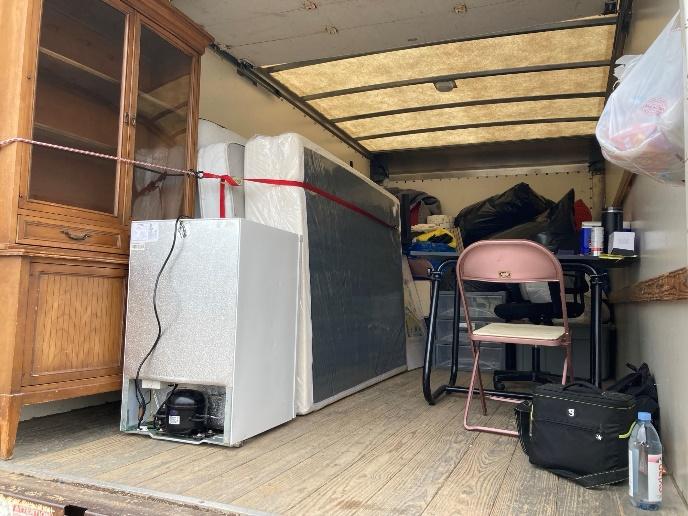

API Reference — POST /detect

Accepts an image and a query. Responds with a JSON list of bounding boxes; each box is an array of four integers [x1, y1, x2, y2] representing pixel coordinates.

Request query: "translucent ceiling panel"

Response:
[[339, 97, 604, 138], [360, 121, 598, 152], [310, 67, 609, 120], [272, 25, 615, 96]]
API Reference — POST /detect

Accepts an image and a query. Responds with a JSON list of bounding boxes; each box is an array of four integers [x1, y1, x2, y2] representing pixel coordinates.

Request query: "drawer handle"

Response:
[[61, 229, 91, 241]]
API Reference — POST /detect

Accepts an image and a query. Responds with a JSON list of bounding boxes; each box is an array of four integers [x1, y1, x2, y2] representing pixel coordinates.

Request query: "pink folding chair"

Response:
[[457, 240, 574, 436]]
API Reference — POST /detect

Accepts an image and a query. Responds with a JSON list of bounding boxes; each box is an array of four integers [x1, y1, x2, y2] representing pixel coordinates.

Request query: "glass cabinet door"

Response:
[[29, 0, 126, 215], [130, 25, 192, 221]]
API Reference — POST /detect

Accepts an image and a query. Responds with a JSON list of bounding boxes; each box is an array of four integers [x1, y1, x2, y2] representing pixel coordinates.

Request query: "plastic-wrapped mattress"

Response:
[[197, 119, 246, 218], [245, 134, 406, 414]]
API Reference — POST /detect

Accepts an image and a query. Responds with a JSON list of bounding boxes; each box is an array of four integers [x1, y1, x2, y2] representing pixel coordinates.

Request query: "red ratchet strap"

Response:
[[0, 138, 395, 230], [246, 178, 397, 230], [200, 172, 240, 218], [200, 173, 395, 229]]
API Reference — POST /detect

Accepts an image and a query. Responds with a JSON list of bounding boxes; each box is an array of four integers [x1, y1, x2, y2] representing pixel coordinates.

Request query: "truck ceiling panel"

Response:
[[172, 0, 611, 67], [309, 67, 609, 120], [361, 121, 598, 152], [270, 25, 614, 96], [339, 97, 605, 138]]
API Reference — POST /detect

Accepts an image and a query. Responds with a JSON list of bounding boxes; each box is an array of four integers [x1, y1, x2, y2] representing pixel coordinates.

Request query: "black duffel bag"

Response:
[[516, 382, 636, 488], [608, 362, 660, 435]]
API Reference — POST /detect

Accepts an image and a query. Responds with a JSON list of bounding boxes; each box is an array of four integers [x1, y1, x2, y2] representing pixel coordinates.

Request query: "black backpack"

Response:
[[607, 362, 660, 435]]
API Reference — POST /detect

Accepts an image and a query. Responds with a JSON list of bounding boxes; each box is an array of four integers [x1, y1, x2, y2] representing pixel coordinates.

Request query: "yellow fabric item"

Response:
[[414, 228, 457, 248]]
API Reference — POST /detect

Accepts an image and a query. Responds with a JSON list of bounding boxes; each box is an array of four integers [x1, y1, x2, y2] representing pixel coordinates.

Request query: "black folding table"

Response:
[[411, 249, 637, 405]]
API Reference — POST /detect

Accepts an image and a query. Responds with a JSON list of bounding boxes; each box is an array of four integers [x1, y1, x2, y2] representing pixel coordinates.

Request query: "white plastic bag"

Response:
[[596, 12, 685, 185]]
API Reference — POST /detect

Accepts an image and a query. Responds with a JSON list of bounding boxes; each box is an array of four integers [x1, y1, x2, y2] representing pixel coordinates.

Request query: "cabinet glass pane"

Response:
[[131, 27, 191, 221], [29, 0, 124, 214]]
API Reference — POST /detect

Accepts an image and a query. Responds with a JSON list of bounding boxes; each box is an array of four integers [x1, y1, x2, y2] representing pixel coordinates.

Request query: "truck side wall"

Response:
[[606, 0, 688, 499]]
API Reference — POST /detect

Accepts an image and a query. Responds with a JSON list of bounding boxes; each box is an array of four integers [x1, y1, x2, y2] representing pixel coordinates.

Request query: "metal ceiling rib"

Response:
[[343, 98, 605, 138], [357, 117, 601, 142], [315, 66, 610, 120], [362, 121, 599, 152], [331, 92, 607, 124], [271, 24, 615, 97], [264, 16, 616, 73]]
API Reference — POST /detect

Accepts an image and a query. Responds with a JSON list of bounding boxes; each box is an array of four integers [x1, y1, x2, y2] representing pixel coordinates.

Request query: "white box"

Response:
[[609, 231, 636, 255]]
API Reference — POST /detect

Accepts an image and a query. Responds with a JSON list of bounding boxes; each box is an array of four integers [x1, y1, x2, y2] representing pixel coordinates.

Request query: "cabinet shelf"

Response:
[[39, 47, 188, 118], [34, 122, 117, 155], [39, 47, 119, 85]]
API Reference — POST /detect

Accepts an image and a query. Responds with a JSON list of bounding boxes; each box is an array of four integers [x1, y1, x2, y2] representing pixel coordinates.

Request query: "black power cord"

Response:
[[135, 216, 188, 428]]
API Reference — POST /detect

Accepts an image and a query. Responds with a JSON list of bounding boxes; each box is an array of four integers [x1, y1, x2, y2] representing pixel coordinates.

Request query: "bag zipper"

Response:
[[535, 416, 611, 442]]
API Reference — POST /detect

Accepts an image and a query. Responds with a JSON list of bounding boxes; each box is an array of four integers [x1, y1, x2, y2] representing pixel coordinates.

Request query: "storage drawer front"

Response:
[[18, 215, 125, 253], [434, 343, 505, 371], [22, 261, 126, 386]]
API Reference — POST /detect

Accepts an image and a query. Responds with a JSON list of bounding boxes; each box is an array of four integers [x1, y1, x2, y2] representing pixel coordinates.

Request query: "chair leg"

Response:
[[561, 345, 574, 385], [463, 347, 518, 437], [474, 346, 488, 416], [463, 347, 482, 430]]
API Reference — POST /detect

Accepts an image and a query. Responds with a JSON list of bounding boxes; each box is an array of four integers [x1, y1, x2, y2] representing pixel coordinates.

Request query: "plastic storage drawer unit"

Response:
[[437, 291, 508, 320]]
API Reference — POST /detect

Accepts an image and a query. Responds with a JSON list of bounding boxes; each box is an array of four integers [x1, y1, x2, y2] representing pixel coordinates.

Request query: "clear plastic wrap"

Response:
[[244, 134, 406, 414], [596, 12, 685, 185], [197, 120, 247, 218]]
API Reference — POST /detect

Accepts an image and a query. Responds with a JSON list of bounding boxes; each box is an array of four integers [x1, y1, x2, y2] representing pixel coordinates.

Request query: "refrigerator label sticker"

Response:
[[131, 221, 159, 243]]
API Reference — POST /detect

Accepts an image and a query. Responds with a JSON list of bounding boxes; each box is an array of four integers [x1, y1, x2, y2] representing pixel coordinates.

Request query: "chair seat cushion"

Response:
[[473, 322, 565, 341]]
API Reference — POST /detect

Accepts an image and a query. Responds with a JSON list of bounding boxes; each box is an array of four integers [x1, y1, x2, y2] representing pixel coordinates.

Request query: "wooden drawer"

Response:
[[17, 215, 127, 253]]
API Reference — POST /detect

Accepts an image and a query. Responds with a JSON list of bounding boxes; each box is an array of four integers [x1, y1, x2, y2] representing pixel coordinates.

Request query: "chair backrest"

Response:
[[457, 239, 569, 333]]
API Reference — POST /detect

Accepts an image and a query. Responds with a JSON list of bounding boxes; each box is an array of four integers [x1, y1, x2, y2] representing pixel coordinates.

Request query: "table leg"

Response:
[[590, 274, 603, 387], [422, 270, 443, 404], [449, 284, 460, 387]]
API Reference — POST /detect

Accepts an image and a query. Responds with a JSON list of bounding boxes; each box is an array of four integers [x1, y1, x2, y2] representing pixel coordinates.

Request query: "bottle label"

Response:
[[647, 454, 663, 503], [628, 450, 634, 496]]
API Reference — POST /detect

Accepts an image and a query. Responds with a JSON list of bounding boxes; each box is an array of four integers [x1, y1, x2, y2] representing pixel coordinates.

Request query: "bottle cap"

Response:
[[638, 411, 652, 421]]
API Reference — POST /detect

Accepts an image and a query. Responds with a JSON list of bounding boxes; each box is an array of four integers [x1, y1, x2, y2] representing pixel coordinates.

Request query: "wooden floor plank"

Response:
[[180, 376, 425, 503], [232, 395, 436, 512], [421, 405, 518, 516], [283, 397, 486, 515], [139, 372, 419, 493], [21, 433, 183, 476], [489, 442, 558, 516], [556, 473, 626, 516], [557, 471, 688, 516], [351, 401, 506, 516], [13, 403, 120, 462], [7, 371, 687, 516]]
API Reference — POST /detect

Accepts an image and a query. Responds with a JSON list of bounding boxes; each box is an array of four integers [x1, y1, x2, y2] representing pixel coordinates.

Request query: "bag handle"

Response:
[[562, 381, 603, 394]]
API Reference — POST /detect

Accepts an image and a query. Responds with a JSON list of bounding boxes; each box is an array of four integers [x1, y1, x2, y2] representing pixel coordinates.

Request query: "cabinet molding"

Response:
[[124, 0, 213, 54]]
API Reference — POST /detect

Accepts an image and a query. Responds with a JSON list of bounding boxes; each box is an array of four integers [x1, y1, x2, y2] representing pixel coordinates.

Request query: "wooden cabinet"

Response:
[[0, 0, 212, 459]]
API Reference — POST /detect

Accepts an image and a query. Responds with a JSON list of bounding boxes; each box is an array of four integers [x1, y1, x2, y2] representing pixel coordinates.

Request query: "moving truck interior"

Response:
[[0, 0, 687, 514]]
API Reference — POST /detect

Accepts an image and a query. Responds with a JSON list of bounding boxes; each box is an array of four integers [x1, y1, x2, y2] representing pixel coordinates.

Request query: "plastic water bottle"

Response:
[[629, 412, 662, 510]]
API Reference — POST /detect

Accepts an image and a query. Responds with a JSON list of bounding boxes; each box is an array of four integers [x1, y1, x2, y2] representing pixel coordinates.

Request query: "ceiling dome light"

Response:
[[434, 80, 457, 92]]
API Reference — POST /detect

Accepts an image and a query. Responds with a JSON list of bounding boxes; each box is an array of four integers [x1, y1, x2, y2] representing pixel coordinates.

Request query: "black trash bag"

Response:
[[386, 187, 442, 216], [488, 189, 577, 252], [454, 183, 554, 245]]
